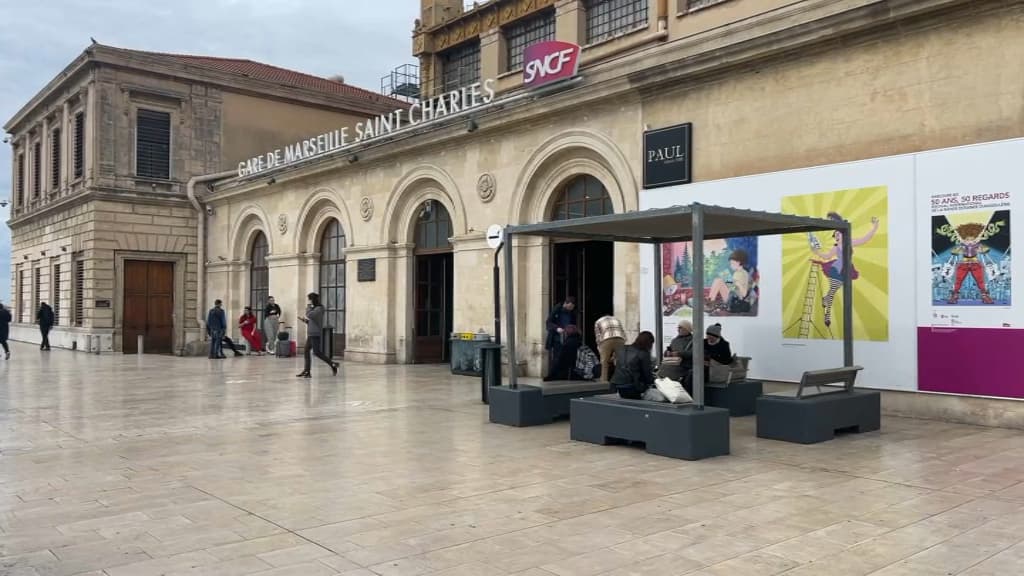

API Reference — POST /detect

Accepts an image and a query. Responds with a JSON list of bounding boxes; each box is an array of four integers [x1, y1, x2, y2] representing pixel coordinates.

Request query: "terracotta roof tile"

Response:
[[105, 46, 406, 109]]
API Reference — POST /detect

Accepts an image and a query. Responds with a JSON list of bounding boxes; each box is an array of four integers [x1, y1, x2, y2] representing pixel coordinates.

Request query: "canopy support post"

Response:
[[691, 206, 705, 409], [505, 232, 518, 388]]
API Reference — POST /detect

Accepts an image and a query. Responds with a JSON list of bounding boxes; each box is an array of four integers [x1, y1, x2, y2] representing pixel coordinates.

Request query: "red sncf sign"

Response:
[[523, 41, 581, 88]]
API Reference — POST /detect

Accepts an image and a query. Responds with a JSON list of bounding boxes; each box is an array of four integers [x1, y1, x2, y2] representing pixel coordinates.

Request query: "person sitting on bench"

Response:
[[544, 325, 582, 381], [659, 319, 695, 383], [703, 323, 733, 381], [611, 331, 657, 400]]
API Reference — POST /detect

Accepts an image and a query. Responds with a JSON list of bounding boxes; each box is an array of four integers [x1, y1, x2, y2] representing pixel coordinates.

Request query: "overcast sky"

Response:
[[0, 0, 422, 302]]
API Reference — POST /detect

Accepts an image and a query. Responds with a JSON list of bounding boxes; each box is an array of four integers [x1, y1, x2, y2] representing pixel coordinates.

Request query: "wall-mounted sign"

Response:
[[95, 299, 111, 308], [237, 79, 498, 178], [523, 41, 581, 88], [357, 259, 376, 282], [643, 123, 693, 189]]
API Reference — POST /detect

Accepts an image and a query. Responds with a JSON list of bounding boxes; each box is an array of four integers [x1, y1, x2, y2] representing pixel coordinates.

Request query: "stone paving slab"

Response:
[[0, 342, 1022, 575]]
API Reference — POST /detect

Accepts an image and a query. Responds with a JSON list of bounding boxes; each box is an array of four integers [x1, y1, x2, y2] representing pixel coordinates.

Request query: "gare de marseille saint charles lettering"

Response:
[[236, 40, 582, 178]]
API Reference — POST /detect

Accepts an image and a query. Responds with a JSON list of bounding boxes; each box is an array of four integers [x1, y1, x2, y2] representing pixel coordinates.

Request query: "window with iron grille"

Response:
[[440, 41, 481, 94], [18, 270, 27, 323], [685, 0, 730, 11], [50, 127, 61, 193], [585, 0, 649, 44], [73, 112, 85, 179], [52, 263, 61, 326], [32, 141, 41, 199], [74, 258, 84, 327], [33, 267, 41, 318], [319, 220, 347, 355], [136, 109, 171, 179], [505, 10, 556, 71], [250, 232, 269, 325], [15, 153, 24, 207]]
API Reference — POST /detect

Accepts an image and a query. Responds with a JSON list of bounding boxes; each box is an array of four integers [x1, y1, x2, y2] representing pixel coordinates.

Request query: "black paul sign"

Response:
[[643, 123, 692, 189]]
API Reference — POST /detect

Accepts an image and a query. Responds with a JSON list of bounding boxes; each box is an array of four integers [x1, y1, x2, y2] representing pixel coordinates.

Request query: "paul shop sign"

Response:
[[643, 123, 693, 189], [523, 41, 581, 88]]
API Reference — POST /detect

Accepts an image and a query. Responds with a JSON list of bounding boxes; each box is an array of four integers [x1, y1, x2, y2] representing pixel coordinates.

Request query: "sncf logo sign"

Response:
[[523, 41, 581, 88]]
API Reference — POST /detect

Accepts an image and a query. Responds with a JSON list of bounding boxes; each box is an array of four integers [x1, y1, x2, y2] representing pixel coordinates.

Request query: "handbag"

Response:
[[654, 377, 694, 404]]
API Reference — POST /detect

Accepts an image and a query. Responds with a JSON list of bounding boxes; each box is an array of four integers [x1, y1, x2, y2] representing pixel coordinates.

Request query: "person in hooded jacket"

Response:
[[0, 303, 11, 360], [37, 302, 55, 351]]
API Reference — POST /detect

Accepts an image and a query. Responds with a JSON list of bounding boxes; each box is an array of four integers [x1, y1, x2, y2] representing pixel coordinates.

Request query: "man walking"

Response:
[[37, 302, 54, 351], [263, 296, 282, 354], [0, 303, 11, 360], [207, 299, 227, 359], [594, 313, 625, 383]]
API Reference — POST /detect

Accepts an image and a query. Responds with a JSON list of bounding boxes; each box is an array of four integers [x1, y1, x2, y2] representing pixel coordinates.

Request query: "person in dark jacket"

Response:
[[207, 300, 227, 359], [297, 292, 339, 378], [545, 297, 576, 377], [263, 297, 282, 354], [703, 323, 733, 381], [611, 331, 656, 400], [36, 302, 55, 351], [0, 303, 11, 360], [543, 324, 582, 381]]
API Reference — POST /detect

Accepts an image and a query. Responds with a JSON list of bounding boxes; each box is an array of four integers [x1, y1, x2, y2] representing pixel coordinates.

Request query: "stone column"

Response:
[[480, 28, 502, 81], [344, 243, 406, 364], [556, 0, 585, 45], [450, 233, 493, 337]]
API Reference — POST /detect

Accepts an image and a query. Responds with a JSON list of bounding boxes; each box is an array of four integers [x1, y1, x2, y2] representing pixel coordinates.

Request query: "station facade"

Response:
[[204, 0, 1024, 394]]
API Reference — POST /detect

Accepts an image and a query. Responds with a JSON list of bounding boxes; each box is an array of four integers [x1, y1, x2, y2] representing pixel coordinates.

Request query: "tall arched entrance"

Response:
[[319, 219, 347, 357], [413, 200, 454, 363], [549, 174, 615, 352], [249, 231, 269, 323]]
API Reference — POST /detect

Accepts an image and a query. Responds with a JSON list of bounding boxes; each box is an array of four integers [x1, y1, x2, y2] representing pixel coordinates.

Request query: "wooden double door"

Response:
[[552, 241, 615, 352], [413, 253, 454, 364], [123, 260, 174, 354]]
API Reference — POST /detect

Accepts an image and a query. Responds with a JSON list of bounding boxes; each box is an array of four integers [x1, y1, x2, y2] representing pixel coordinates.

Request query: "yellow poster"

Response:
[[781, 186, 889, 342]]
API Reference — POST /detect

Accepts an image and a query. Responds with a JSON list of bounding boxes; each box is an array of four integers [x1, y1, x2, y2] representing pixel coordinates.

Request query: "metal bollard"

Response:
[[137, 334, 144, 355]]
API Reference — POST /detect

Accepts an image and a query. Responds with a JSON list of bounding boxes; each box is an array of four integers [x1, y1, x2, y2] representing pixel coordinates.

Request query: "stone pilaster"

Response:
[[556, 0, 585, 45]]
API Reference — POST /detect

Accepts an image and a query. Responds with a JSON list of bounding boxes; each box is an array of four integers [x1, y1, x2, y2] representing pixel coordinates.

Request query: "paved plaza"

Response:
[[0, 344, 1023, 576]]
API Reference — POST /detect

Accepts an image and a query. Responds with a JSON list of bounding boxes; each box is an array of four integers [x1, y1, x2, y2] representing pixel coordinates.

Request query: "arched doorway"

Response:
[[249, 231, 269, 325], [413, 200, 454, 363], [549, 174, 615, 352], [319, 219, 347, 357]]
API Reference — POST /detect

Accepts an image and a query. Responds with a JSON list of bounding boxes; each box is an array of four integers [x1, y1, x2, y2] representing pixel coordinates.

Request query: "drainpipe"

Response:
[[187, 170, 237, 348], [657, 0, 668, 31]]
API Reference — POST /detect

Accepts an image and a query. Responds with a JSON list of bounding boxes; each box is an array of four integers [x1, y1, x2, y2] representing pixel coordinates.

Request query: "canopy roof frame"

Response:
[[502, 202, 854, 410]]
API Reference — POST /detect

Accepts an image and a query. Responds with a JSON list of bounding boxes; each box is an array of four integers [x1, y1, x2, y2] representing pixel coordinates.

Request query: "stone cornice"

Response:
[[7, 189, 193, 229], [212, 0, 988, 199]]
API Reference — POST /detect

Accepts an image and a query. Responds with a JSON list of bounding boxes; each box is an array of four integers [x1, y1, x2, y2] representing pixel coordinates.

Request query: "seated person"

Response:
[[703, 323, 733, 381], [610, 331, 656, 399], [544, 324, 582, 381], [658, 319, 694, 383]]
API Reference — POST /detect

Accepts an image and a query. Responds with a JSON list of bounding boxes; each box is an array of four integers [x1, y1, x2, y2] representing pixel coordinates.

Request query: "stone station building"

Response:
[[205, 0, 1023, 384], [4, 44, 400, 353]]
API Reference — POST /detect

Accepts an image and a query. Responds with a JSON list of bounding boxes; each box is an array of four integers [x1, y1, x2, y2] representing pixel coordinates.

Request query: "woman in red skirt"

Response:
[[239, 307, 263, 355]]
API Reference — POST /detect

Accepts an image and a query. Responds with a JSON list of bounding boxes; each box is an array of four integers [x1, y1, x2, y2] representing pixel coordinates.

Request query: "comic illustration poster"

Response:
[[661, 237, 760, 320], [781, 186, 889, 342], [930, 192, 1011, 308]]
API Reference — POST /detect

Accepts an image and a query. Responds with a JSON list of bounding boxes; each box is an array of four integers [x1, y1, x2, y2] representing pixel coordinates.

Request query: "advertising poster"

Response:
[[930, 193, 1011, 312], [781, 186, 889, 342], [661, 237, 760, 321]]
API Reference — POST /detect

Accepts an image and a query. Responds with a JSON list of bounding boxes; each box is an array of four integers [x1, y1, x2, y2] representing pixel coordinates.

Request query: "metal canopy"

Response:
[[505, 204, 847, 243], [502, 202, 855, 410]]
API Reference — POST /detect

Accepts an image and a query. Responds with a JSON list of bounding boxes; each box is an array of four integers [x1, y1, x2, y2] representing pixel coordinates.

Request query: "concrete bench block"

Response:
[[570, 395, 730, 460], [488, 382, 609, 427], [706, 379, 763, 417], [756, 389, 881, 444]]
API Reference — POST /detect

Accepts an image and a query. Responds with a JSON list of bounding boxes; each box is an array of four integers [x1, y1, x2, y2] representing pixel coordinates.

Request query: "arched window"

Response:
[[249, 232, 269, 322], [414, 200, 452, 252], [319, 219, 346, 354], [549, 174, 613, 221]]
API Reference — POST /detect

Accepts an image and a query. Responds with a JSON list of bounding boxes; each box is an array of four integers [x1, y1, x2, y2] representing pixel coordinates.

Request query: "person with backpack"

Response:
[[206, 300, 227, 359]]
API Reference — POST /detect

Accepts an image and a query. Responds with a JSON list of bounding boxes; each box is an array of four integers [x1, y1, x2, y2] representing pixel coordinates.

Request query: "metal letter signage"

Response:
[[643, 123, 693, 189], [523, 41, 581, 89]]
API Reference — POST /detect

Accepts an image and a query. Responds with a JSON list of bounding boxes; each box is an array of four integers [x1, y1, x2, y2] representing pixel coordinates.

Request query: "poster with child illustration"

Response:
[[661, 237, 760, 319]]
